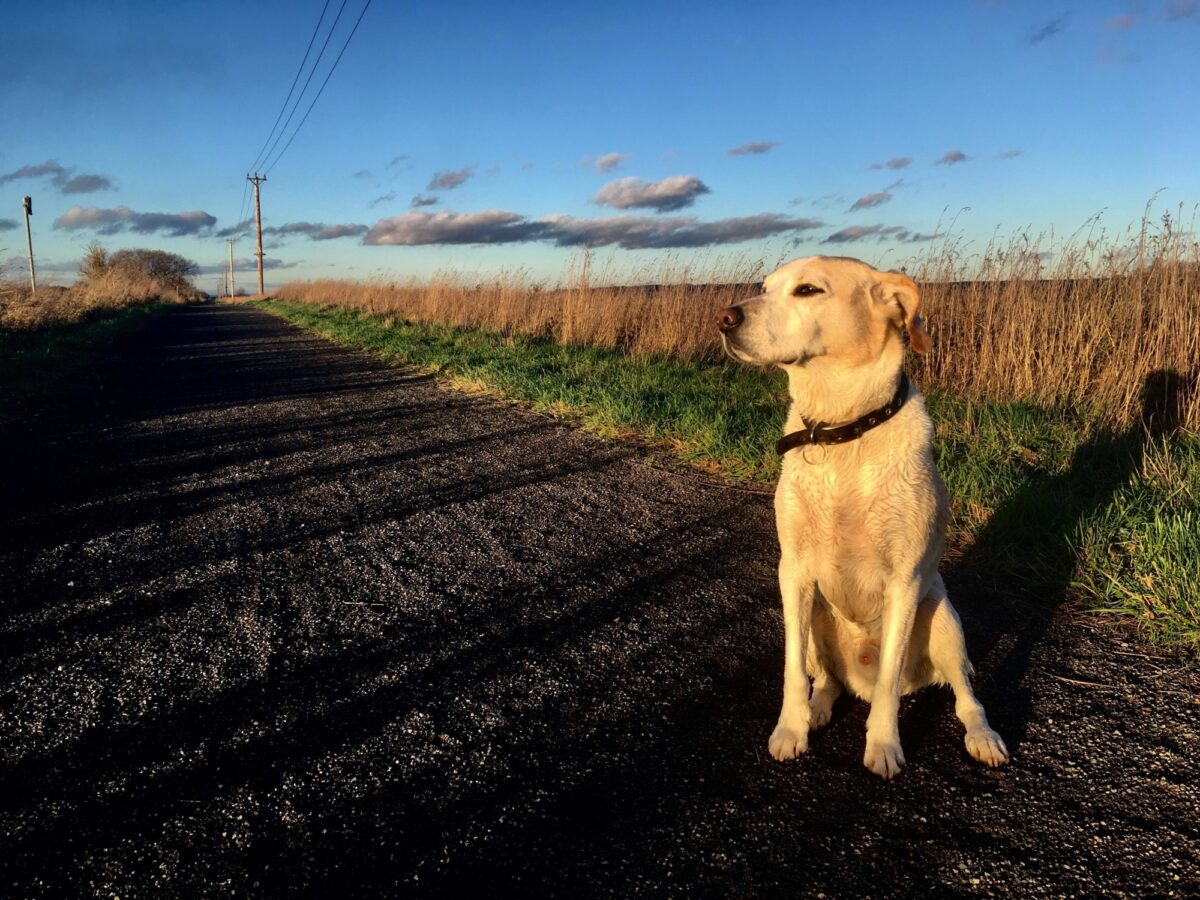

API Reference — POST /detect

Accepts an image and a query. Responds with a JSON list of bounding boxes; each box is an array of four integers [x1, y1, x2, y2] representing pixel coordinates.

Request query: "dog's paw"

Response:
[[809, 689, 837, 730], [863, 737, 906, 779], [965, 727, 1009, 767], [768, 721, 809, 761]]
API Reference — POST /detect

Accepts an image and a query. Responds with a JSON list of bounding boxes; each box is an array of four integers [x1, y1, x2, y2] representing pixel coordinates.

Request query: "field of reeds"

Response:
[[274, 210, 1200, 432]]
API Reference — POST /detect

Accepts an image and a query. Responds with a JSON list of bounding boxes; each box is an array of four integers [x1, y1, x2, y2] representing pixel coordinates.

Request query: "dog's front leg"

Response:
[[863, 577, 921, 779], [769, 553, 815, 761]]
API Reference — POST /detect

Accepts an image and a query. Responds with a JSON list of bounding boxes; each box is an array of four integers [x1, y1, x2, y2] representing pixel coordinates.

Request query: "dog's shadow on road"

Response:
[[905, 368, 1195, 756]]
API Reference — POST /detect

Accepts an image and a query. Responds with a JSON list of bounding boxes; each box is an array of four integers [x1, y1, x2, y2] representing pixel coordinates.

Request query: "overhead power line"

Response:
[[246, 0, 334, 175], [263, 0, 373, 175], [256, 0, 352, 175]]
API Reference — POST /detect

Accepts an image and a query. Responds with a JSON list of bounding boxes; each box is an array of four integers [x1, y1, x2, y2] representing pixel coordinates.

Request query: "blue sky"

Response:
[[1, 0, 1198, 289]]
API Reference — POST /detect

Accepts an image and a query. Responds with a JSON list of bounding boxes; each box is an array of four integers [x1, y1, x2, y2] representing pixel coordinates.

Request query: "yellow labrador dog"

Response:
[[718, 256, 1008, 779]]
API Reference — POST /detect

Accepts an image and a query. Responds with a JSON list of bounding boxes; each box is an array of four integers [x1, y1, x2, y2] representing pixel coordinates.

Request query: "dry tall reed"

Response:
[[274, 210, 1200, 430]]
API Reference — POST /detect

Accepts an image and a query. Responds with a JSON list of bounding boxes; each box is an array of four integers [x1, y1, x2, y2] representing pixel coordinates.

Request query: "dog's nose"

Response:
[[717, 305, 744, 333]]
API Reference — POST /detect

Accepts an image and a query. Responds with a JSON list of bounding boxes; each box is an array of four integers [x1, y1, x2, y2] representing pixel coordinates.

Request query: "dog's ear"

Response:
[[871, 271, 931, 355]]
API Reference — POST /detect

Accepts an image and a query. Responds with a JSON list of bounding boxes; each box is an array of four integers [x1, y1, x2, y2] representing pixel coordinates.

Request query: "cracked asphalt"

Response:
[[1, 302, 1197, 897]]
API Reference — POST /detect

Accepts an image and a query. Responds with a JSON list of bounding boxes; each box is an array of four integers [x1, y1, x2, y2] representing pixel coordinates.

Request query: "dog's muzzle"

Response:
[[717, 305, 744, 333]]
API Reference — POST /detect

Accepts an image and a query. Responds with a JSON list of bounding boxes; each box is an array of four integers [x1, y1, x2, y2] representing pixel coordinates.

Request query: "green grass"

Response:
[[257, 299, 1200, 654], [0, 303, 167, 419]]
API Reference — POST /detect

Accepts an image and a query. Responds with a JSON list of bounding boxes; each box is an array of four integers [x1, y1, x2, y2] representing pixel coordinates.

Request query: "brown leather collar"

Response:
[[776, 373, 910, 456]]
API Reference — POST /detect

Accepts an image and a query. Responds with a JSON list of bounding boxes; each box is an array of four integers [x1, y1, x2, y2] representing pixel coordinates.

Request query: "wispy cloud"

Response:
[[1105, 14, 1137, 30], [365, 210, 546, 246], [1165, 0, 1196, 21], [0, 160, 114, 194], [363, 208, 824, 249], [593, 176, 710, 212], [198, 256, 299, 275], [58, 174, 114, 193], [215, 218, 254, 239], [369, 192, 397, 208], [387, 155, 410, 169], [849, 192, 890, 211], [849, 180, 903, 211], [0, 160, 65, 185], [544, 213, 822, 249], [997, 149, 1024, 159], [822, 224, 940, 244], [353, 169, 373, 180], [410, 194, 439, 208], [935, 149, 970, 165], [1030, 17, 1066, 44], [727, 141, 778, 156], [870, 156, 912, 170], [264, 221, 368, 241], [824, 224, 905, 243], [593, 152, 630, 174], [0, 218, 18, 231], [427, 167, 474, 190], [54, 205, 216, 237]]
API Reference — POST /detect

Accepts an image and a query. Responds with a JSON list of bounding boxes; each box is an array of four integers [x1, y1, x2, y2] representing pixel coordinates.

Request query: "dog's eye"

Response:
[[792, 283, 823, 297]]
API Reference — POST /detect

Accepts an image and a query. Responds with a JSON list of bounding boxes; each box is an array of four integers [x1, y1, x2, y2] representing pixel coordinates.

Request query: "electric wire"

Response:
[[256, 0, 352, 176], [246, 0, 333, 175], [235, 178, 250, 234], [263, 0, 372, 175], [226, 0, 334, 265]]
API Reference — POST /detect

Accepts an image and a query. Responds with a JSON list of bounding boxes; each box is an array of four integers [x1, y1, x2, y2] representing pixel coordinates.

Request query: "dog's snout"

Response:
[[717, 305, 744, 333]]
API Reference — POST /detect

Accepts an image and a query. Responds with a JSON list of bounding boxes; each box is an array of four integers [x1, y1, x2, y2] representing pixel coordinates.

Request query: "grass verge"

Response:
[[257, 299, 1200, 653], [0, 303, 168, 420]]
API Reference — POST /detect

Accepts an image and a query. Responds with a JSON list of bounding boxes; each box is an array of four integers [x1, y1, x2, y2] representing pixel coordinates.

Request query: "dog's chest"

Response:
[[775, 456, 901, 622]]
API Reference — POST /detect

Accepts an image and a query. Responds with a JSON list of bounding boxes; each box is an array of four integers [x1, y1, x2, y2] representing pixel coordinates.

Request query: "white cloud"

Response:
[[427, 167, 474, 190], [54, 205, 216, 237], [728, 141, 778, 156], [365, 210, 545, 245], [934, 150, 970, 165], [594, 152, 630, 173], [264, 221, 368, 241], [545, 213, 823, 249], [363, 208, 824, 249], [593, 176, 710, 212]]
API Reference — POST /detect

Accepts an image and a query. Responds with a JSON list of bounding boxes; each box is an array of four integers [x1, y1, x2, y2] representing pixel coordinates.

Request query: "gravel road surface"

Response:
[[1, 303, 1197, 897]]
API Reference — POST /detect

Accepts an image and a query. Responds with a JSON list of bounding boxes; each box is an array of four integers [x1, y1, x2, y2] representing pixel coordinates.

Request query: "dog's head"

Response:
[[718, 256, 931, 368]]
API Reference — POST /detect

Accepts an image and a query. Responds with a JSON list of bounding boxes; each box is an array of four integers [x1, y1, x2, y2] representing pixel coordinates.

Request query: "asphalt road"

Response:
[[1, 303, 1197, 897]]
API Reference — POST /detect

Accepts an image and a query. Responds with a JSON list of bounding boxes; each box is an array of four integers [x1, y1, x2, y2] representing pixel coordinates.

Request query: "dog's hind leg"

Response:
[[808, 665, 842, 731], [925, 574, 1009, 767], [805, 609, 842, 730], [768, 552, 815, 761]]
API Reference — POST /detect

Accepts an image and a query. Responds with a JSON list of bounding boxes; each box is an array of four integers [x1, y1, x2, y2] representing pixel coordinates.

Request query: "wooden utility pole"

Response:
[[227, 239, 236, 297], [248, 174, 266, 295], [22, 196, 36, 295]]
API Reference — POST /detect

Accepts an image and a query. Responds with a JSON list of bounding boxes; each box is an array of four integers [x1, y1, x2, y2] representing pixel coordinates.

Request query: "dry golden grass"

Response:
[[273, 210, 1200, 430], [1, 245, 203, 330]]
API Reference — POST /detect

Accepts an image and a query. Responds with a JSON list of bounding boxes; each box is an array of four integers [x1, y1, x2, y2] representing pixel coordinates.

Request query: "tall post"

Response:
[[248, 174, 266, 295], [227, 239, 236, 297], [22, 196, 36, 295]]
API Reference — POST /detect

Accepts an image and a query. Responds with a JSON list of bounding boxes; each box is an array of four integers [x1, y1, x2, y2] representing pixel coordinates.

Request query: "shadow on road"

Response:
[[930, 368, 1196, 750]]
